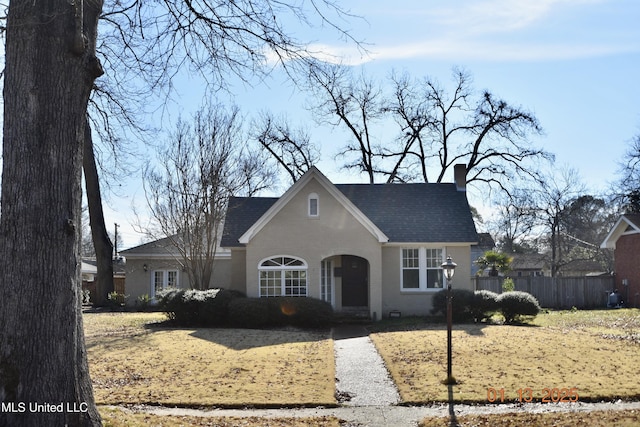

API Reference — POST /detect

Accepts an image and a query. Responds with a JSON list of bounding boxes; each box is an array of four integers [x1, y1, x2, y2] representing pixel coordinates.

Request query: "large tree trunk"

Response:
[[83, 121, 114, 306], [0, 2, 103, 426]]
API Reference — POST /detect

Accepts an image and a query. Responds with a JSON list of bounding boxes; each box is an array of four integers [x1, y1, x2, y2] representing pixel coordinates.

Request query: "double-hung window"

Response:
[[152, 270, 179, 297], [259, 256, 308, 297], [401, 248, 445, 291]]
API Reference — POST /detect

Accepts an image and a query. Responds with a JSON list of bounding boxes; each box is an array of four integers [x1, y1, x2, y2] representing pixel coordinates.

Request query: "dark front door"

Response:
[[341, 255, 368, 307]]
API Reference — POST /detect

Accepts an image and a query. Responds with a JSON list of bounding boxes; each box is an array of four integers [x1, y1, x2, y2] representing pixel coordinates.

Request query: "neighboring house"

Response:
[[506, 253, 549, 278], [601, 213, 640, 307], [470, 233, 496, 276], [81, 258, 127, 303], [559, 259, 607, 277], [122, 165, 478, 318]]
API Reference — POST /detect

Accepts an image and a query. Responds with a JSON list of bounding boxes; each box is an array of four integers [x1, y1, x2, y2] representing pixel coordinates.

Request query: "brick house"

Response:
[[601, 214, 640, 307]]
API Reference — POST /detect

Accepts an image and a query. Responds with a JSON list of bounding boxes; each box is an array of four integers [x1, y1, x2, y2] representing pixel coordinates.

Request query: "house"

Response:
[[122, 166, 479, 318], [121, 236, 233, 301], [81, 258, 127, 303], [601, 213, 640, 307], [470, 233, 496, 276], [506, 253, 549, 278]]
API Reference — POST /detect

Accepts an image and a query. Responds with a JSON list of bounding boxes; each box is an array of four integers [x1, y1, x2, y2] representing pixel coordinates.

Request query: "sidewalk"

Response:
[[123, 401, 640, 427]]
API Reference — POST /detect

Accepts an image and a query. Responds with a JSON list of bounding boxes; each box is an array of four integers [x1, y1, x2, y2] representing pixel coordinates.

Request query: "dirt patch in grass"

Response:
[[85, 313, 335, 407], [100, 406, 340, 427], [371, 310, 640, 404], [420, 409, 640, 427]]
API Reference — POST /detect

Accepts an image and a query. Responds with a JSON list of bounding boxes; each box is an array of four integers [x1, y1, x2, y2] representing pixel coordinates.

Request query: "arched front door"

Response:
[[341, 255, 368, 307]]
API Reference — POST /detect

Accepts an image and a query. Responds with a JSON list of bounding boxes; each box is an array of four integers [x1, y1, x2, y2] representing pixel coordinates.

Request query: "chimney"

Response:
[[454, 164, 466, 191]]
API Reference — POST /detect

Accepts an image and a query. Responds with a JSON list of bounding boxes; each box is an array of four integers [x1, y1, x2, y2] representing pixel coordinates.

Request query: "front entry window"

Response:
[[259, 256, 308, 297]]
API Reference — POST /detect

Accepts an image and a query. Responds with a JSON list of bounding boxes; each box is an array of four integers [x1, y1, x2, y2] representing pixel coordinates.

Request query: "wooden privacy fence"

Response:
[[473, 276, 615, 309]]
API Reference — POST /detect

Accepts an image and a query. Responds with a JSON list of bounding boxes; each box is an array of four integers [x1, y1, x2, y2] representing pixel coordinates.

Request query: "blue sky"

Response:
[[111, 0, 640, 249]]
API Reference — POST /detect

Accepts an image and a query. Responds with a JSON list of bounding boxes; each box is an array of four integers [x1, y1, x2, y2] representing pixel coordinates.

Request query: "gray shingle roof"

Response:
[[221, 183, 478, 247], [120, 236, 178, 256]]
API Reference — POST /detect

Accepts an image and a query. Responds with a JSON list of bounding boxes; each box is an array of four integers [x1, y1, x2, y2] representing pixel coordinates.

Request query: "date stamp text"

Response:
[[487, 387, 579, 403]]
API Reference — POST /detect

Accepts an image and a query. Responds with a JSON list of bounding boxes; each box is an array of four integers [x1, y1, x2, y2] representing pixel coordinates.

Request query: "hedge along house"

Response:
[[601, 213, 640, 308], [220, 166, 478, 319]]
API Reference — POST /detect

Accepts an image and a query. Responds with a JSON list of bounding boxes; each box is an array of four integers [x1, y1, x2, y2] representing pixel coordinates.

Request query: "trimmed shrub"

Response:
[[497, 291, 541, 324], [472, 290, 500, 323], [431, 288, 475, 322], [227, 297, 334, 329], [156, 288, 246, 326], [227, 298, 270, 329], [198, 289, 246, 326], [268, 297, 334, 329]]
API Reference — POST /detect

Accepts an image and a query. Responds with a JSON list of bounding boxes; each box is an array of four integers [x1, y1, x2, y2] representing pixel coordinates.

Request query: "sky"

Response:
[[104, 0, 640, 250]]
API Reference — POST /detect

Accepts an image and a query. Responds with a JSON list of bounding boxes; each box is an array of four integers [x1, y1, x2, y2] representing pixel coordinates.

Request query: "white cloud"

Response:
[[306, 0, 635, 64]]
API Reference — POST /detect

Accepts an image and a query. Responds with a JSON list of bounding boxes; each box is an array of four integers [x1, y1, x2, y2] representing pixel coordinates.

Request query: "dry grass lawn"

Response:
[[371, 309, 640, 404], [84, 312, 335, 407], [100, 407, 340, 427], [419, 409, 640, 427]]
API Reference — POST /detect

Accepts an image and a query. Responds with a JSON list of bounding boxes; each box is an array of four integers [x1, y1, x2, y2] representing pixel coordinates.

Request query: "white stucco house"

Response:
[[122, 166, 478, 319]]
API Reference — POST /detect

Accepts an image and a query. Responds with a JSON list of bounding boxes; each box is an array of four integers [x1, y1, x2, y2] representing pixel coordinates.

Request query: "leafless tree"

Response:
[[307, 63, 386, 183], [141, 106, 273, 290], [0, 1, 359, 425], [305, 66, 552, 192], [387, 69, 552, 192], [489, 189, 540, 254], [0, 2, 103, 425], [252, 112, 319, 184], [615, 130, 640, 213], [528, 168, 588, 277]]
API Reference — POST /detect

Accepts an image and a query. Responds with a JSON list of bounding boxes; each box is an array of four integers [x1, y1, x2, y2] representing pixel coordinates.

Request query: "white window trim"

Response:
[[400, 247, 445, 292], [258, 255, 308, 297], [151, 269, 179, 298], [308, 193, 319, 218]]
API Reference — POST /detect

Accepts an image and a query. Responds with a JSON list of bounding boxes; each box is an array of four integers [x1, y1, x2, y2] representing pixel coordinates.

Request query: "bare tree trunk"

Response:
[[83, 120, 115, 306], [0, 2, 103, 426]]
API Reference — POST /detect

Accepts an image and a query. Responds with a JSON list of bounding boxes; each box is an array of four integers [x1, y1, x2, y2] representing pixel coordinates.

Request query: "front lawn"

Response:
[[84, 312, 335, 407], [371, 309, 640, 404], [100, 407, 340, 427]]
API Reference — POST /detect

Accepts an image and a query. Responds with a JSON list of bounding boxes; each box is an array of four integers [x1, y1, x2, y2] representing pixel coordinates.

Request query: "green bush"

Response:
[[497, 291, 541, 323], [267, 297, 334, 329], [227, 297, 333, 329], [472, 290, 500, 323], [107, 291, 128, 311], [156, 288, 246, 326], [135, 294, 151, 311], [431, 289, 475, 322], [198, 288, 246, 326], [502, 278, 516, 292], [227, 298, 270, 329]]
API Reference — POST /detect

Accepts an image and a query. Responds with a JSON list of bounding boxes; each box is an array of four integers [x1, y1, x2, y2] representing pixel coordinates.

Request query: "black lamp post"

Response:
[[442, 255, 457, 384]]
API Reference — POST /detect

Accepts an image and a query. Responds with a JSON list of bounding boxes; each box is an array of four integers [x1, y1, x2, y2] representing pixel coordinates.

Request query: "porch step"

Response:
[[333, 307, 371, 324]]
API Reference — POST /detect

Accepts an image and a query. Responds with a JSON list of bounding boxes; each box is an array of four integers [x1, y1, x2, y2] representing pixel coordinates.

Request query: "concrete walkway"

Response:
[[332, 325, 400, 407]]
